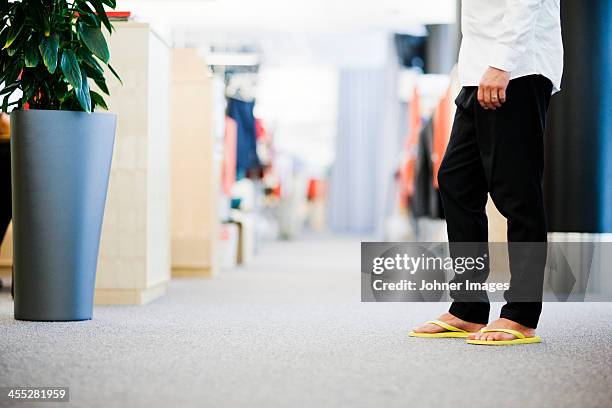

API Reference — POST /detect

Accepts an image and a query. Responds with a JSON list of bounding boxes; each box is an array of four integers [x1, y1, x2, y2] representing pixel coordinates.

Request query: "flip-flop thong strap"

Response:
[[426, 320, 467, 333], [480, 328, 526, 339]]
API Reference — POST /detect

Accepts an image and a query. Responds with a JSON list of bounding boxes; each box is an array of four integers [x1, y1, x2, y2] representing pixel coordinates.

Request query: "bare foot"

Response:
[[468, 318, 536, 341], [412, 313, 486, 334]]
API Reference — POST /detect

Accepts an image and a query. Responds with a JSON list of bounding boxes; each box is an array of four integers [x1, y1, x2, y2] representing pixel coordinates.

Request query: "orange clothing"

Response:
[[399, 87, 422, 200], [432, 88, 452, 189]]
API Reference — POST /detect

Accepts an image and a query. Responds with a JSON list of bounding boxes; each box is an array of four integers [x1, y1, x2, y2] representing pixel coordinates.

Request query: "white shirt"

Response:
[[458, 0, 564, 93]]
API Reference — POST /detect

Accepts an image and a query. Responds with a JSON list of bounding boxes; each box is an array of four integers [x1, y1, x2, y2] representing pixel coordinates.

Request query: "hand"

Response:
[[478, 67, 511, 110]]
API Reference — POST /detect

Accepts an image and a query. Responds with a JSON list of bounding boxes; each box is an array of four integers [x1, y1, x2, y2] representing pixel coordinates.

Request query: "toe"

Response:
[[411, 324, 426, 333], [412, 323, 439, 334]]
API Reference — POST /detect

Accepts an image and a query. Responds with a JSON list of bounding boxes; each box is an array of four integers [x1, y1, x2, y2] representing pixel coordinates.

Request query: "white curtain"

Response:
[[328, 41, 401, 235]]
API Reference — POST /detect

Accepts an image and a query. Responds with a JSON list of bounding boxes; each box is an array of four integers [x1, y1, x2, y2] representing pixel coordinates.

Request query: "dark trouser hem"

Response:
[[449, 301, 490, 325], [500, 302, 542, 329]]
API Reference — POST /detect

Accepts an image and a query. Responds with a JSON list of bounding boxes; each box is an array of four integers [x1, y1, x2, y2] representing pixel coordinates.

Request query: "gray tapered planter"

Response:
[[10, 109, 116, 321]]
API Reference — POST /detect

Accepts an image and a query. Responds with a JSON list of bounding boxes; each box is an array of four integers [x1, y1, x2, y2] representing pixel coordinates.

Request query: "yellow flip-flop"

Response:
[[409, 320, 471, 338], [466, 328, 541, 346]]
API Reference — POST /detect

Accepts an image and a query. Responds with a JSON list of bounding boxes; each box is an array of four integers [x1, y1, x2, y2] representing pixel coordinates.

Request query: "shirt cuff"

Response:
[[489, 43, 520, 73]]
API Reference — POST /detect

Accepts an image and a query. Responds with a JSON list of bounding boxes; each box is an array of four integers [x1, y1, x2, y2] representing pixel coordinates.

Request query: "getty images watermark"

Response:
[[361, 242, 612, 302], [371, 251, 504, 291]]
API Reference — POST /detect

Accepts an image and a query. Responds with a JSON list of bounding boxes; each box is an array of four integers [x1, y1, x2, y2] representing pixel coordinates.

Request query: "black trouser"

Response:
[[438, 75, 552, 329]]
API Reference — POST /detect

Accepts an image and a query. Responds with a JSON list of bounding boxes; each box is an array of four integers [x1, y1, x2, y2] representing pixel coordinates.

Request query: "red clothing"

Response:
[[222, 116, 238, 196]]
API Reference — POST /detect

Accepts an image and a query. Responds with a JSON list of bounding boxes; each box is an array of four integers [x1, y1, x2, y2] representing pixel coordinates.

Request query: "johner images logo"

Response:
[[361, 241, 612, 303]]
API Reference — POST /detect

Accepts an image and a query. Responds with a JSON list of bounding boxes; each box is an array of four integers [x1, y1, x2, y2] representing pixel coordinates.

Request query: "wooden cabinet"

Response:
[[94, 22, 172, 305], [170, 48, 220, 278], [0, 223, 12, 283]]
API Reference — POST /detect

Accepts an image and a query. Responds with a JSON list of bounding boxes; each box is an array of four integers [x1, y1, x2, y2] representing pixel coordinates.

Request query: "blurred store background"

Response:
[[0, 0, 611, 303]]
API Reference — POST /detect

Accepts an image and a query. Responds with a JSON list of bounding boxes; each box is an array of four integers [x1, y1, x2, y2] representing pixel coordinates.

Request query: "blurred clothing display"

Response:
[[255, 119, 268, 142], [255, 119, 275, 175], [231, 178, 256, 212], [432, 87, 452, 189], [0, 139, 11, 242], [411, 119, 444, 219], [222, 116, 238, 196], [227, 98, 260, 179], [277, 172, 308, 240], [399, 86, 422, 201], [397, 73, 456, 225], [459, 0, 563, 93]]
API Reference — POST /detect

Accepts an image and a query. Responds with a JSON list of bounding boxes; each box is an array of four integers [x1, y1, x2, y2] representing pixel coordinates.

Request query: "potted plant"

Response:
[[0, 0, 120, 321]]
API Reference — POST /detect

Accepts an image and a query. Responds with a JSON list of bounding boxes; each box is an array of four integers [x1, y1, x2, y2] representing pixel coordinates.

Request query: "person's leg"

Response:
[[471, 75, 552, 340], [412, 88, 490, 334], [440, 88, 492, 325]]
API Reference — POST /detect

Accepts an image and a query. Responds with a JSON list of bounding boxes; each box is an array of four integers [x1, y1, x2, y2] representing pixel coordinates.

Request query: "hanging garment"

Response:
[[254, 118, 273, 167], [255, 118, 268, 142], [399, 86, 422, 202], [227, 98, 260, 179], [411, 119, 432, 218], [222, 116, 238, 197], [411, 119, 445, 220], [432, 87, 452, 189]]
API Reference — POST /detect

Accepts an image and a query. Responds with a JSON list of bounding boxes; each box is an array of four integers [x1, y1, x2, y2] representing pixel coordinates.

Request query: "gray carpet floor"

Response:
[[1, 236, 611, 408]]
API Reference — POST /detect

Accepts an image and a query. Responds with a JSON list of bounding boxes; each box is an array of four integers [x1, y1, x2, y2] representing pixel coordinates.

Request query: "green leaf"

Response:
[[2, 95, 9, 112], [79, 48, 104, 74], [3, 24, 22, 50], [75, 67, 91, 112], [0, 82, 18, 96], [107, 63, 122, 84], [74, 1, 98, 25], [0, 0, 10, 14], [93, 76, 109, 95], [88, 0, 113, 33], [3, 8, 24, 49], [0, 60, 22, 86], [42, 12, 50, 37], [38, 34, 59, 74], [78, 23, 109, 63], [24, 44, 40, 67], [90, 90, 108, 110], [60, 50, 82, 89], [28, 5, 50, 37], [82, 60, 104, 79], [21, 81, 37, 106], [76, 10, 100, 29], [0, 29, 8, 50]]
